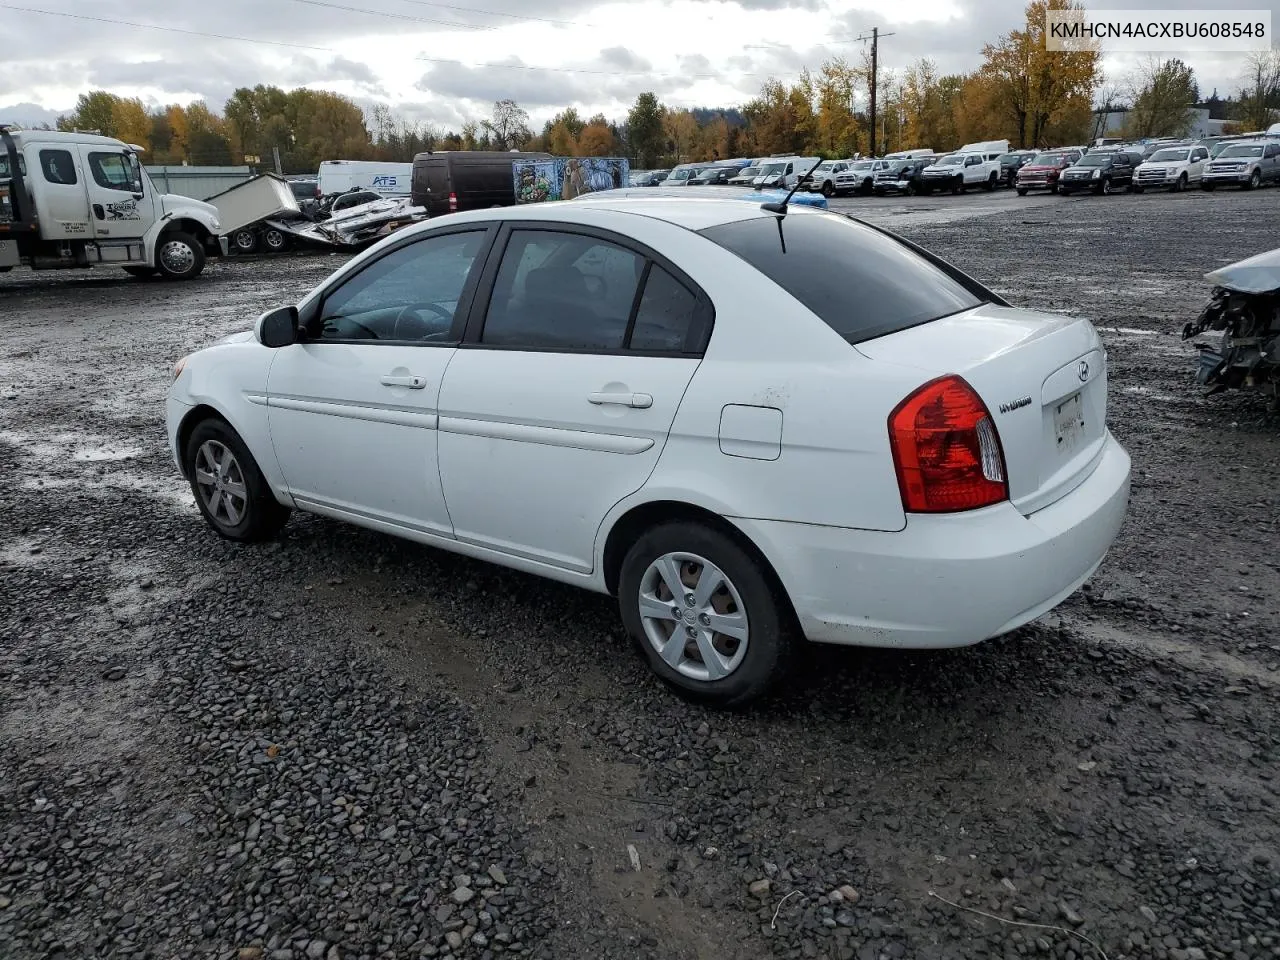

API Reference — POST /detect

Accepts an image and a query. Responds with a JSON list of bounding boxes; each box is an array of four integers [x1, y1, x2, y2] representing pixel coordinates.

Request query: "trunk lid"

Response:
[[856, 304, 1108, 515]]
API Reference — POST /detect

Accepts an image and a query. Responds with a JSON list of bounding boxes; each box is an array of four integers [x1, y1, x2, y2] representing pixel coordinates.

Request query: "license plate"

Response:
[[1054, 392, 1085, 452]]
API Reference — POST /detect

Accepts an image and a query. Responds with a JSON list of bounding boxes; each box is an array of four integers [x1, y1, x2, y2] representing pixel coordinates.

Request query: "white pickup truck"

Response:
[[917, 152, 1001, 194], [0, 126, 225, 280]]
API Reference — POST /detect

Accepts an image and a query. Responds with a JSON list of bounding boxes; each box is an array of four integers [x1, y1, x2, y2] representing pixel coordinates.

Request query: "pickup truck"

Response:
[[833, 159, 889, 196], [916, 152, 1001, 194], [1, 125, 224, 279], [1201, 140, 1280, 190], [1132, 144, 1209, 192]]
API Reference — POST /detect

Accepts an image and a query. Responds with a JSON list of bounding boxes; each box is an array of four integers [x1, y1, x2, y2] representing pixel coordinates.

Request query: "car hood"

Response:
[[219, 330, 257, 346], [1205, 245, 1280, 295]]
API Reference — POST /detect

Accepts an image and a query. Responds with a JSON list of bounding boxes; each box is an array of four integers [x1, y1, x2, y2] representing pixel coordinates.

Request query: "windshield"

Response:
[[850, 160, 874, 170], [1030, 153, 1067, 165], [699, 212, 986, 345], [1209, 142, 1238, 158], [737, 166, 759, 176], [668, 168, 695, 181], [813, 162, 833, 173], [757, 163, 785, 175], [1220, 144, 1263, 158], [1075, 154, 1112, 167], [933, 155, 961, 166], [1148, 149, 1190, 163]]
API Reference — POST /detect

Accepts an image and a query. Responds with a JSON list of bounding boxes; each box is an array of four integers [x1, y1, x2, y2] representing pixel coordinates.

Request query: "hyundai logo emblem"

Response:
[[1078, 359, 1090, 382]]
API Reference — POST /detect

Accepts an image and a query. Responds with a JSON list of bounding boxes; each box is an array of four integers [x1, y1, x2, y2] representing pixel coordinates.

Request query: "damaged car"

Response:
[[1182, 246, 1280, 402]]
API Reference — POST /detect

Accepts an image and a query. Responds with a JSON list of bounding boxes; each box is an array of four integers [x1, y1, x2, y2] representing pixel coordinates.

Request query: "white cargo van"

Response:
[[316, 160, 412, 198], [0, 126, 224, 280]]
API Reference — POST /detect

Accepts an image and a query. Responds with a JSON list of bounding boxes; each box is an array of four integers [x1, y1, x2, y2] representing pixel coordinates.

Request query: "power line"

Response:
[[0, 3, 764, 81], [396, 0, 589, 28], [284, 0, 490, 31]]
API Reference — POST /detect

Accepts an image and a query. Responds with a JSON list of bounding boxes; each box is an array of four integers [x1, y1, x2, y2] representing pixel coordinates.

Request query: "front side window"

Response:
[[699, 212, 985, 345], [40, 149, 77, 185], [88, 152, 141, 192], [316, 230, 485, 342]]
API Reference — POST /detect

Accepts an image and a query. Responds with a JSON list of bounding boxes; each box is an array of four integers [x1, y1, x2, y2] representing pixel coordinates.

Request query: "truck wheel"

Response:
[[951, 177, 963, 194], [1247, 169, 1261, 190], [984, 173, 997, 191], [156, 232, 206, 281], [232, 228, 260, 254], [821, 181, 834, 197], [263, 228, 289, 253]]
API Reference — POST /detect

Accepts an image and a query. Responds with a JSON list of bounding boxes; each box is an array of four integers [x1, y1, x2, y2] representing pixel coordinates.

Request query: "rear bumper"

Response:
[[732, 432, 1131, 649]]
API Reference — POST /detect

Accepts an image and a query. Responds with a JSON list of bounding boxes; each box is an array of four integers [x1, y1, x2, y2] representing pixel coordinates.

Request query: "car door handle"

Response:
[[589, 392, 653, 409], [380, 375, 427, 389]]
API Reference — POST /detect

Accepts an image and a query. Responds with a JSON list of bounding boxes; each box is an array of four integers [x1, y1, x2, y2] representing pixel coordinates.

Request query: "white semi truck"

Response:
[[0, 125, 225, 280]]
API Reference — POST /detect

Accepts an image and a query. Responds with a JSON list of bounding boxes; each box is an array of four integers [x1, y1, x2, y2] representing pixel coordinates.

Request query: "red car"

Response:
[[1015, 150, 1083, 195]]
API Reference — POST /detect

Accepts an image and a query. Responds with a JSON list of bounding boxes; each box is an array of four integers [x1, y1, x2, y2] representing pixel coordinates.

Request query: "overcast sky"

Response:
[[0, 0, 1272, 132]]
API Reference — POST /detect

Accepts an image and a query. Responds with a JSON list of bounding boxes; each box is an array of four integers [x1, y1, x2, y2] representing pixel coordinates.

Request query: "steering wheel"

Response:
[[394, 302, 454, 340]]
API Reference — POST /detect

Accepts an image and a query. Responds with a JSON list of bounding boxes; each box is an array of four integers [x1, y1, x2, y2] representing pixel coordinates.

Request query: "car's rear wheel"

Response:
[[184, 418, 290, 542], [619, 522, 793, 707]]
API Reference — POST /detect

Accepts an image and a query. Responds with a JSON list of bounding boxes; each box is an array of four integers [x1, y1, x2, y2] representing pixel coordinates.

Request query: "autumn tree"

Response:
[[483, 99, 531, 150], [663, 109, 699, 163], [544, 108, 585, 154], [813, 58, 860, 157], [578, 114, 618, 155], [1123, 58, 1198, 138], [58, 91, 119, 135], [978, 0, 1100, 147], [627, 92, 665, 166], [108, 98, 151, 149], [1231, 50, 1280, 130], [901, 59, 958, 152]]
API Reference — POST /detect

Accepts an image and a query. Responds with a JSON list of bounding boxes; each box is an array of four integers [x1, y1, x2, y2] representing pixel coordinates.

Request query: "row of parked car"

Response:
[[630, 132, 1280, 202]]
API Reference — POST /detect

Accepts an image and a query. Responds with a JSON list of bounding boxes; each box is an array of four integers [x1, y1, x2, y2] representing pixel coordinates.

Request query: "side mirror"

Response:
[[256, 306, 299, 348]]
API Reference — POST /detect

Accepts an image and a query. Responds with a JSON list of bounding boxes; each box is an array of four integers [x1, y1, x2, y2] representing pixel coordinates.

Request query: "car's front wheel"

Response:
[[1016, 187, 1028, 196], [1247, 169, 1262, 190], [184, 418, 291, 542], [619, 522, 793, 707], [821, 181, 834, 197]]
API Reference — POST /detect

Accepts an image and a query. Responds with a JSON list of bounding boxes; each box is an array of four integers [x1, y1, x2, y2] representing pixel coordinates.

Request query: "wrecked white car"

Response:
[[1182, 246, 1280, 402]]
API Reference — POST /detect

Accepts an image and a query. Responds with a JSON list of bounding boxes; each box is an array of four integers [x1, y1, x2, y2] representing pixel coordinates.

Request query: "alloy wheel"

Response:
[[160, 239, 196, 274], [637, 552, 749, 682], [194, 440, 248, 528]]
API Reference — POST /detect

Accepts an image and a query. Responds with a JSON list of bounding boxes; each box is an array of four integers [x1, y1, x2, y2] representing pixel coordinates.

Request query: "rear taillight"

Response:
[[888, 375, 1008, 513], [448, 191, 457, 212]]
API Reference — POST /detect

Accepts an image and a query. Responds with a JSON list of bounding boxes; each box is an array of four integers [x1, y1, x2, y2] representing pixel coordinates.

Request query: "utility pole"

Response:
[[855, 26, 895, 157]]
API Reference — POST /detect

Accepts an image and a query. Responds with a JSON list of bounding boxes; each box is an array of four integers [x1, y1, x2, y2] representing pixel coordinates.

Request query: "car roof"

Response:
[[3, 128, 134, 149], [435, 193, 801, 232]]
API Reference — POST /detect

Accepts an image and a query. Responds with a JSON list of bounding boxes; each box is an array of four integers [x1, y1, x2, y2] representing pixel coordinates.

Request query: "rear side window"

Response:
[[699, 213, 986, 345], [630, 266, 699, 352], [40, 149, 77, 185]]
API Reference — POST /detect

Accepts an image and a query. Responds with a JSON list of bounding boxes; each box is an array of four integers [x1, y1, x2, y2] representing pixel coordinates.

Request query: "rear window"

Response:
[[699, 213, 986, 345]]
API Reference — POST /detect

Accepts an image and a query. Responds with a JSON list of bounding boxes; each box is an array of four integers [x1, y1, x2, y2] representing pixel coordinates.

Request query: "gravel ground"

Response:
[[1, 187, 1278, 960]]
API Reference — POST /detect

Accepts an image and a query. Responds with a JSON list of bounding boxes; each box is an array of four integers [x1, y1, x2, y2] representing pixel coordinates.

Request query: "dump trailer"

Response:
[[206, 174, 302, 255]]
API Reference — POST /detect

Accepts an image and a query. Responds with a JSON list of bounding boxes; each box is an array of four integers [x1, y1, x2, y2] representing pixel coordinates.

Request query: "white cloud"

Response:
[[0, 0, 1272, 133]]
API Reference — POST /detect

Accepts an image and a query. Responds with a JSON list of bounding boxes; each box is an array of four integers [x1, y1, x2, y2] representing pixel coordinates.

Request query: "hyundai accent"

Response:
[[166, 196, 1131, 706]]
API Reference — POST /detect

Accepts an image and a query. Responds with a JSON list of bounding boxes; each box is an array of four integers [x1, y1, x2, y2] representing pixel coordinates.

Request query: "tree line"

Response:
[[38, 0, 1280, 175]]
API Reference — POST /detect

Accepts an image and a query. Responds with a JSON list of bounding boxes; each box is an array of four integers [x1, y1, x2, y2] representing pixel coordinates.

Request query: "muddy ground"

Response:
[[1, 188, 1277, 960]]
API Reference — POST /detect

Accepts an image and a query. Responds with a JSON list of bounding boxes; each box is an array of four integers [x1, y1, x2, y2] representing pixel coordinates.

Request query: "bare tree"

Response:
[[1233, 50, 1280, 130], [482, 99, 532, 151]]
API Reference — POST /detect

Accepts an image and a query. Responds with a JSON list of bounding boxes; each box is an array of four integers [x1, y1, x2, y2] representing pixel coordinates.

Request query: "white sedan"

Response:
[[167, 196, 1131, 706]]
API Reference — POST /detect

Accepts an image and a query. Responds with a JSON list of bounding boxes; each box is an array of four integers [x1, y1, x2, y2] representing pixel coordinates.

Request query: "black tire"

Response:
[[821, 181, 834, 197], [1096, 178, 1111, 195], [155, 231, 206, 281], [905, 181, 916, 196], [1247, 169, 1261, 190], [1175, 174, 1186, 192], [123, 266, 156, 278], [1016, 187, 1028, 196], [618, 522, 794, 707], [184, 418, 290, 543], [984, 173, 997, 191], [232, 228, 260, 255], [1132, 185, 1145, 194], [263, 227, 289, 253], [951, 177, 962, 195], [859, 180, 872, 196], [1201, 182, 1215, 191]]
